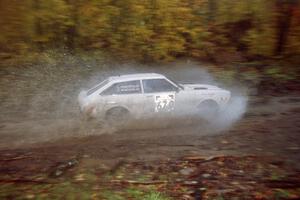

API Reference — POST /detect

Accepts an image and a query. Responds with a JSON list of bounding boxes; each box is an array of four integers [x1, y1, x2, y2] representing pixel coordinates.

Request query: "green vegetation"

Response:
[[143, 191, 171, 200], [275, 189, 292, 200], [0, 0, 300, 63]]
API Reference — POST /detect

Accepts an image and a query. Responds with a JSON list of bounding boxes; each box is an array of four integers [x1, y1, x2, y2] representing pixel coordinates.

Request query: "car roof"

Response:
[[108, 73, 165, 82]]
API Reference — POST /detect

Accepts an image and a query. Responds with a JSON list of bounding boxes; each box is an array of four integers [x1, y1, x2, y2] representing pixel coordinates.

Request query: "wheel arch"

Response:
[[105, 106, 130, 119], [198, 99, 220, 108]]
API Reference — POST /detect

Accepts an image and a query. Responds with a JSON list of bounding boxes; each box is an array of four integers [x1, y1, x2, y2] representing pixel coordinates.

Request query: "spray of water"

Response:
[[0, 54, 248, 148]]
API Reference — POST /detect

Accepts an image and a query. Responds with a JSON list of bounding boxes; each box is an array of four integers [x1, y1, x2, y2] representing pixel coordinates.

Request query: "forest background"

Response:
[[1, 0, 300, 88]]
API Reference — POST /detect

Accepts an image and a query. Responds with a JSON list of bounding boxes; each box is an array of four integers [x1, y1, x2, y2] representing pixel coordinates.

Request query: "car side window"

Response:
[[143, 79, 177, 93], [101, 80, 141, 95]]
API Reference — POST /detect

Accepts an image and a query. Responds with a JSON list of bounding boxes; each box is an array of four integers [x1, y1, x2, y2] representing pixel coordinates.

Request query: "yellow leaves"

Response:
[[243, 28, 275, 56], [1, 0, 300, 61], [74, 173, 86, 181], [80, 3, 99, 17]]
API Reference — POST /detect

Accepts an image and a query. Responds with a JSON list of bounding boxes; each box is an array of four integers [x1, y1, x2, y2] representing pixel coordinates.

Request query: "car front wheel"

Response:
[[197, 100, 220, 121]]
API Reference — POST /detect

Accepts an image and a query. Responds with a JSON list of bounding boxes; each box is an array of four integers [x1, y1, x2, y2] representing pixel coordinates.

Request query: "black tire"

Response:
[[197, 100, 219, 121], [105, 107, 130, 128]]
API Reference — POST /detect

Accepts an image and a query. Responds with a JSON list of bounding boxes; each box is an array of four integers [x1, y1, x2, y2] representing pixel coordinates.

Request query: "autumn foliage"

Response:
[[0, 0, 300, 62]]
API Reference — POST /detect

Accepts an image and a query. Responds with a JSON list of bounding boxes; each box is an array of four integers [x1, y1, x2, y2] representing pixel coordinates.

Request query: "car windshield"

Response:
[[87, 79, 109, 96], [166, 77, 184, 90]]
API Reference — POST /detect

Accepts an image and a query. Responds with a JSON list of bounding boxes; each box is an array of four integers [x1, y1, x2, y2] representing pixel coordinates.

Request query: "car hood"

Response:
[[180, 83, 220, 90]]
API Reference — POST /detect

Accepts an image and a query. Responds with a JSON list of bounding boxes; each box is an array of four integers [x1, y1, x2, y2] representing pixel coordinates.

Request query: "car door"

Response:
[[100, 80, 145, 118], [142, 78, 180, 117]]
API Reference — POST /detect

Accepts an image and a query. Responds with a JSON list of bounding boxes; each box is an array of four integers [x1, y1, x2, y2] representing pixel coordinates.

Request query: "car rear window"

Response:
[[101, 80, 141, 95]]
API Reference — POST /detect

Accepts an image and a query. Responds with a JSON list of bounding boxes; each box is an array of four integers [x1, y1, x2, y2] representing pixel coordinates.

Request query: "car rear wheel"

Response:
[[105, 107, 130, 129], [197, 100, 219, 121]]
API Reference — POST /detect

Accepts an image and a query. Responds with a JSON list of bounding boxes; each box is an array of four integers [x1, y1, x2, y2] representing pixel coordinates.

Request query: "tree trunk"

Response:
[[274, 0, 297, 55], [208, 0, 217, 23], [65, 0, 78, 51], [33, 0, 43, 50]]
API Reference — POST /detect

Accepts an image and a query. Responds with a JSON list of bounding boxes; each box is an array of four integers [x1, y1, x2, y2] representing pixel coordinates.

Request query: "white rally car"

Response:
[[78, 73, 230, 125]]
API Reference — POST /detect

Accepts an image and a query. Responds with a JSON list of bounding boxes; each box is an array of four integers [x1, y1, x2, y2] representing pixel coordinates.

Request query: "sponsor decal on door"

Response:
[[154, 93, 175, 112]]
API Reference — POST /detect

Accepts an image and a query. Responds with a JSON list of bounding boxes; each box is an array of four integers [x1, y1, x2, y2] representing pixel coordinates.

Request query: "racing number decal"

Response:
[[154, 93, 175, 112]]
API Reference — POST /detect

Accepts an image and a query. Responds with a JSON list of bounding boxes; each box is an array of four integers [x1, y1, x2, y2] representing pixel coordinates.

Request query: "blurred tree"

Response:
[[64, 0, 83, 50], [0, 0, 299, 62], [208, 0, 217, 22], [0, 0, 30, 56], [285, 1, 300, 56], [274, 0, 299, 55], [31, 0, 70, 49]]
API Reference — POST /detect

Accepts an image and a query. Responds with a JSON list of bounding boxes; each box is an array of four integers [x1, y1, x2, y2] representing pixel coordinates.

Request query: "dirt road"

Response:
[[1, 92, 300, 199], [1, 59, 300, 199], [0, 94, 299, 168]]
